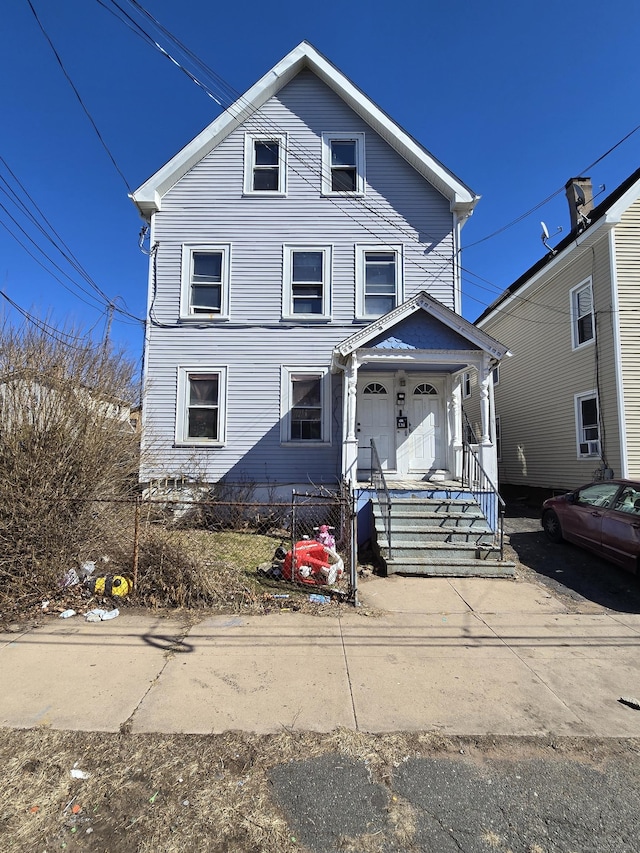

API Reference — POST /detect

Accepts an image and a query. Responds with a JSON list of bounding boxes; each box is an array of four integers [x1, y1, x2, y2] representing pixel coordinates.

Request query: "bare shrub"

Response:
[[0, 319, 140, 607]]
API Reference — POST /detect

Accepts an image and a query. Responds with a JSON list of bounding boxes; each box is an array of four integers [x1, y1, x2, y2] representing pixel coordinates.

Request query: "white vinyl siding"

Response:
[[176, 367, 228, 446], [140, 70, 457, 484], [570, 277, 594, 349], [321, 132, 365, 195], [180, 244, 230, 319], [243, 133, 287, 195], [282, 245, 332, 319]]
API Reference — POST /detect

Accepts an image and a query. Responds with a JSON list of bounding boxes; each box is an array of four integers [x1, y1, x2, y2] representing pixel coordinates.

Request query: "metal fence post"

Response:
[[132, 495, 141, 592]]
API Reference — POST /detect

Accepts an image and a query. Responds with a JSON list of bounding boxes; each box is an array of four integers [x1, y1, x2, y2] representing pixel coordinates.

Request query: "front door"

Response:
[[407, 382, 441, 472], [357, 374, 445, 477], [356, 379, 396, 472]]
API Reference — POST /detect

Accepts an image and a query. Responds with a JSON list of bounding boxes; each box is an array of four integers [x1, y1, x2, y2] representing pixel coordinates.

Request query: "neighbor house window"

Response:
[[180, 245, 230, 319], [244, 133, 287, 194], [281, 367, 330, 444], [322, 132, 365, 195], [492, 365, 500, 386], [356, 244, 402, 318], [495, 415, 502, 462], [570, 278, 595, 348], [575, 390, 600, 458], [462, 372, 472, 399], [283, 246, 332, 319], [177, 367, 227, 445]]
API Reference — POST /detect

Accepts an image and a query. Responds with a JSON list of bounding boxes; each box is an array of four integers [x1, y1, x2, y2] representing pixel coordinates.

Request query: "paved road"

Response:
[[270, 741, 640, 853]]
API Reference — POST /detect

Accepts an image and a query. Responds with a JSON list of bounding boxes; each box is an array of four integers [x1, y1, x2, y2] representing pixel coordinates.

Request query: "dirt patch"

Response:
[[2, 729, 639, 853]]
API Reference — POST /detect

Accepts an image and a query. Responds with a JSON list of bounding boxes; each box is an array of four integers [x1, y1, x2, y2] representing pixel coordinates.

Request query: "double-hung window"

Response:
[[575, 390, 600, 458], [356, 244, 402, 318], [283, 246, 331, 319], [281, 367, 330, 444], [177, 367, 227, 445], [322, 133, 365, 195], [244, 133, 287, 195], [570, 278, 595, 348], [180, 245, 230, 319]]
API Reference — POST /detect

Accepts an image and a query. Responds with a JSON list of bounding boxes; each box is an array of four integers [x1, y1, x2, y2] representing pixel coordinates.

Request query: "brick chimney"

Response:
[[565, 177, 594, 231]]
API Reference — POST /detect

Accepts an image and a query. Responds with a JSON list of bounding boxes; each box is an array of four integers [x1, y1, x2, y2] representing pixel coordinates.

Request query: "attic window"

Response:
[[570, 278, 595, 349], [322, 133, 365, 195], [244, 133, 287, 195]]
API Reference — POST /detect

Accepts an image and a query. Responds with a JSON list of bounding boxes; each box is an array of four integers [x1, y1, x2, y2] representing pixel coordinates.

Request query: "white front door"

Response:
[[356, 379, 395, 472], [357, 374, 445, 477], [407, 382, 442, 472]]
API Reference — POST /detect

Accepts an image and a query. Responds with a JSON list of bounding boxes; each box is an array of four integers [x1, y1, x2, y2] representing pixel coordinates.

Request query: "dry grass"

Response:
[[0, 728, 451, 853]]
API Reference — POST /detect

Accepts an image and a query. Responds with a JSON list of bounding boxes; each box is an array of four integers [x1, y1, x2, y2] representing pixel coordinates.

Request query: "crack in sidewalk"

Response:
[[338, 610, 359, 731]]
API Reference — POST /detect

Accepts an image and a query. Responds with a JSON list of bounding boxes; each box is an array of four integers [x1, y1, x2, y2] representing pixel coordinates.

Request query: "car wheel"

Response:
[[542, 509, 563, 543]]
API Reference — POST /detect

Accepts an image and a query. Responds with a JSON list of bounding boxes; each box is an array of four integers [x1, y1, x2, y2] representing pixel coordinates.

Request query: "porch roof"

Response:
[[332, 292, 511, 367]]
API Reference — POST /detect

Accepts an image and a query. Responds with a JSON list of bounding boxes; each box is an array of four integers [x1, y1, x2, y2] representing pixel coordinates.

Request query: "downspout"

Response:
[[452, 212, 463, 315]]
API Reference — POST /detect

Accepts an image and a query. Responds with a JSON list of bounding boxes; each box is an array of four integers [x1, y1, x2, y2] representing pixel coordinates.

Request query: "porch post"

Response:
[[342, 353, 359, 483], [478, 356, 497, 486], [450, 379, 463, 480]]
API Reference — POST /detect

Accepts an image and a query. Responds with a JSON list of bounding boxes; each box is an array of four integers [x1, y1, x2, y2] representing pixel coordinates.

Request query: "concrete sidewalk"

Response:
[[2, 576, 640, 736]]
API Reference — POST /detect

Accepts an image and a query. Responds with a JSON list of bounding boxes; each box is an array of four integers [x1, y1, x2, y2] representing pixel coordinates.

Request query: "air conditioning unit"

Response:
[[580, 440, 601, 456]]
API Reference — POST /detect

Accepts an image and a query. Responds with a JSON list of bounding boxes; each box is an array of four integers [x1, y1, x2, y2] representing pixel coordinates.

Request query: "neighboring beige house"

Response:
[[470, 167, 640, 495]]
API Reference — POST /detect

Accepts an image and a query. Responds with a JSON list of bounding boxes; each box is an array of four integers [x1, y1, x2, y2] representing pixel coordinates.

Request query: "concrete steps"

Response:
[[372, 496, 515, 578]]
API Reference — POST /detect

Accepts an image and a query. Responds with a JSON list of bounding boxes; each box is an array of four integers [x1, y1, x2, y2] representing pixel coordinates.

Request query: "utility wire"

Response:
[[100, 0, 640, 322], [26, 0, 133, 196]]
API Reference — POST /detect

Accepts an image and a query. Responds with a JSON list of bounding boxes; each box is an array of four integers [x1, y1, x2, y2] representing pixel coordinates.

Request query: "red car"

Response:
[[541, 479, 640, 573]]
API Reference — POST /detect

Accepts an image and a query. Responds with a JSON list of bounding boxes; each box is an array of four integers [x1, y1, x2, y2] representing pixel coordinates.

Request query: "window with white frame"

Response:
[[283, 246, 331, 319], [180, 245, 230, 319], [575, 391, 600, 458], [492, 365, 500, 386], [356, 244, 402, 318], [244, 134, 287, 194], [321, 132, 365, 195], [281, 367, 330, 444], [176, 367, 227, 445], [570, 278, 595, 348], [462, 372, 472, 399]]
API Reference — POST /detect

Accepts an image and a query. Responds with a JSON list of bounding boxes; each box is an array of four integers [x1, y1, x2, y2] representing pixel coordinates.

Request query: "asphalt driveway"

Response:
[[504, 503, 640, 613]]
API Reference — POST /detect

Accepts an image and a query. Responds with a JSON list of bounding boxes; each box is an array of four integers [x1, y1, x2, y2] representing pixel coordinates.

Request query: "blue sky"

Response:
[[2, 0, 639, 363]]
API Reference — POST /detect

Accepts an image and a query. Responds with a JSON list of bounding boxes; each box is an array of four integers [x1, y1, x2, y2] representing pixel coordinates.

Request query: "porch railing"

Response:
[[462, 440, 505, 560], [370, 438, 392, 559]]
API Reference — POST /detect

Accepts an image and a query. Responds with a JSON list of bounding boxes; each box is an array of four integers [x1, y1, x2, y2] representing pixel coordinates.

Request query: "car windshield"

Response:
[[574, 482, 621, 508]]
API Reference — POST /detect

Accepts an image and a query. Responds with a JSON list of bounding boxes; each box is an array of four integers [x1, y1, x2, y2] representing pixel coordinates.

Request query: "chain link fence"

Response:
[[3, 483, 357, 614]]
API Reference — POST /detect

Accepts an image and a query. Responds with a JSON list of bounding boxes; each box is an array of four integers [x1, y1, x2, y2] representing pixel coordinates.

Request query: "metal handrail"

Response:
[[370, 438, 392, 559], [462, 409, 479, 445], [462, 440, 505, 559]]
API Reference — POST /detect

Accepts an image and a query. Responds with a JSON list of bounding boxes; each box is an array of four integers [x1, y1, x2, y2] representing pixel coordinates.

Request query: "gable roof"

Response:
[[132, 41, 479, 219], [475, 166, 640, 326], [334, 291, 510, 363]]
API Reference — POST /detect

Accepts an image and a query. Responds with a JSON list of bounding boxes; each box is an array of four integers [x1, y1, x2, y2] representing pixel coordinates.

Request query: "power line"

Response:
[[26, 0, 133, 196]]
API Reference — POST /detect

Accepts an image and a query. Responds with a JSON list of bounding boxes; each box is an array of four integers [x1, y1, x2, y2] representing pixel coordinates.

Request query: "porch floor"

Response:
[[357, 475, 464, 491]]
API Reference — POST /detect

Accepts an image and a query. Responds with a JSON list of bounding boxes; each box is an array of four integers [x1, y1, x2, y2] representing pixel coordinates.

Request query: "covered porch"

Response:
[[331, 292, 511, 491]]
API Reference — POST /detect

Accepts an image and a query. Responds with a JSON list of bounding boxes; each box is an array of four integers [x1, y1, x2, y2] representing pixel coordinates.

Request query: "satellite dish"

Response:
[[540, 221, 562, 254], [573, 183, 586, 207]]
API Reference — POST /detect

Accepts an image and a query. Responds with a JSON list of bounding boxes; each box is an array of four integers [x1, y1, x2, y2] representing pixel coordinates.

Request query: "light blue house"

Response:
[[132, 42, 511, 574]]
